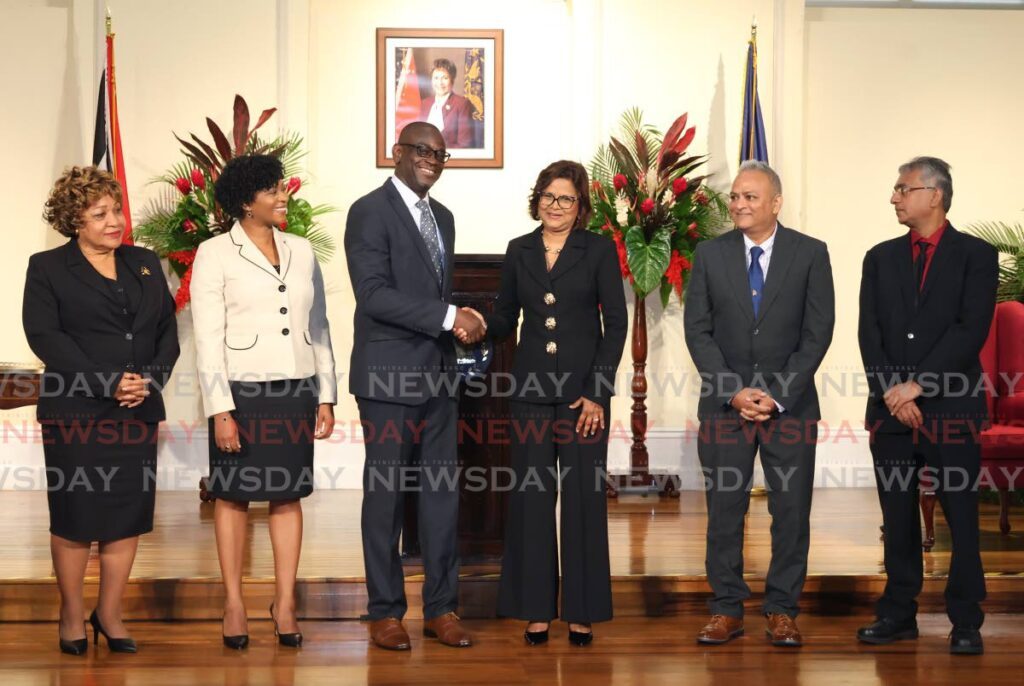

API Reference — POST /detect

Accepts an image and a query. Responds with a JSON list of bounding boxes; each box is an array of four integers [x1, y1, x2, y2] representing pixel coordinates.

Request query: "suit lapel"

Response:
[[918, 224, 957, 306], [754, 225, 796, 325], [723, 230, 755, 323], [117, 248, 157, 331], [64, 240, 121, 306], [230, 223, 285, 284], [383, 181, 441, 289], [521, 228, 553, 290], [547, 229, 586, 281], [893, 234, 917, 315]]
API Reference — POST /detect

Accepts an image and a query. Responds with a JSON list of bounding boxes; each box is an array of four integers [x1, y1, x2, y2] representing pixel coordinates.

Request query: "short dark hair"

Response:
[[214, 154, 284, 219], [43, 166, 123, 238], [528, 160, 593, 230], [899, 156, 953, 212], [432, 58, 457, 81]]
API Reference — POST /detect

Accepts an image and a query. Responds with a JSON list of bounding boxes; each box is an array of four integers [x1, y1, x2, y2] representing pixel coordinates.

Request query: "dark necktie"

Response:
[[749, 246, 764, 317], [914, 239, 930, 292], [415, 198, 443, 282]]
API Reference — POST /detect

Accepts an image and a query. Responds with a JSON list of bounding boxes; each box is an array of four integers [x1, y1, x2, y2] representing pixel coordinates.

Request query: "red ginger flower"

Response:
[[672, 177, 689, 196], [167, 249, 197, 267], [665, 250, 692, 297], [174, 177, 191, 195], [613, 174, 628, 191], [610, 229, 633, 282], [182, 219, 197, 233], [174, 265, 193, 312], [287, 177, 301, 194], [640, 198, 655, 215], [190, 169, 206, 190]]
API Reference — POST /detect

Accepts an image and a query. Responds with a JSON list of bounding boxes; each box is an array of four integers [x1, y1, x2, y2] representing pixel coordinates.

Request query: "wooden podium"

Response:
[[401, 255, 515, 563]]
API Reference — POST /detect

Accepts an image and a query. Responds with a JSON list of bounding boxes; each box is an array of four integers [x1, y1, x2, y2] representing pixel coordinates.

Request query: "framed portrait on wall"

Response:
[[376, 28, 504, 169]]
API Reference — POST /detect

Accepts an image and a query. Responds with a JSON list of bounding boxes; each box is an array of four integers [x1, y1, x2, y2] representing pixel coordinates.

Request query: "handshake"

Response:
[[454, 307, 487, 345]]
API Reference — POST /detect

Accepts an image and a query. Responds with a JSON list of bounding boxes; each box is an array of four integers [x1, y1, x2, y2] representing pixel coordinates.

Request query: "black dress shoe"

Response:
[[222, 633, 249, 650], [59, 631, 88, 656], [857, 617, 919, 645], [89, 610, 137, 653], [949, 626, 983, 655], [524, 622, 549, 645], [568, 624, 593, 647], [270, 603, 303, 648]]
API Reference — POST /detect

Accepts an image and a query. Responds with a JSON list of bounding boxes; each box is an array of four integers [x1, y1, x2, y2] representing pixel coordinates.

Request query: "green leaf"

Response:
[[624, 225, 671, 297]]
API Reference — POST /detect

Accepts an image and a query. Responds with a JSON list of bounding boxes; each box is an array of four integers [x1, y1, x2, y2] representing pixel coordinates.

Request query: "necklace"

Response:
[[543, 243, 562, 254]]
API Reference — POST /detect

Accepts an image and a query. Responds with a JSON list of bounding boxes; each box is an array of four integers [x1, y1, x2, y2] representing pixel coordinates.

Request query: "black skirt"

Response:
[[42, 420, 159, 543], [207, 377, 318, 502]]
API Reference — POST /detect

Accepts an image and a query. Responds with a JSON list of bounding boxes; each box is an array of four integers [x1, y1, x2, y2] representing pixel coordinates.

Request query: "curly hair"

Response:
[[432, 58, 457, 81], [214, 155, 284, 220], [528, 160, 593, 230], [42, 166, 123, 238]]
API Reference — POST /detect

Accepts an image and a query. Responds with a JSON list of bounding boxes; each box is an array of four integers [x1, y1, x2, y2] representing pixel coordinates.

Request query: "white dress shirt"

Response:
[[389, 176, 456, 331], [427, 93, 450, 132]]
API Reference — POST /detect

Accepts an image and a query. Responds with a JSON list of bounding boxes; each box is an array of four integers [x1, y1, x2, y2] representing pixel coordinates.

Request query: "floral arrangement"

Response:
[[134, 95, 336, 311], [588, 109, 728, 306]]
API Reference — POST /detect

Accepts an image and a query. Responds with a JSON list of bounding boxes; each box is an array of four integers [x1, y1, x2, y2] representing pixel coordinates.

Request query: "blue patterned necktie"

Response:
[[415, 198, 443, 282], [749, 245, 764, 317]]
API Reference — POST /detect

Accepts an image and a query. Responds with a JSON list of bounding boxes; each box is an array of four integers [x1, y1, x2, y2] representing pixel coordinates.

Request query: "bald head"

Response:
[[398, 121, 442, 145]]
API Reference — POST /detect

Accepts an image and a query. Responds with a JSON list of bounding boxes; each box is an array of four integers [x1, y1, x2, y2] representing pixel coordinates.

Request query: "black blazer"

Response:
[[684, 224, 835, 421], [345, 179, 457, 405], [22, 240, 180, 423], [486, 227, 628, 404], [858, 224, 998, 434]]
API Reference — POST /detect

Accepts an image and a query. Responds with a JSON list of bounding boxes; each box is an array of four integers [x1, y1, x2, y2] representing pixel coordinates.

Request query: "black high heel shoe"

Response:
[[568, 623, 593, 647], [89, 610, 137, 653], [59, 624, 88, 656], [270, 603, 303, 647], [524, 622, 550, 645], [222, 617, 249, 650]]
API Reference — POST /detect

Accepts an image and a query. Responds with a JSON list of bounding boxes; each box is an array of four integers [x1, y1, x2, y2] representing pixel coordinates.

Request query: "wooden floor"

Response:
[[0, 614, 1019, 685], [1, 488, 1022, 621]]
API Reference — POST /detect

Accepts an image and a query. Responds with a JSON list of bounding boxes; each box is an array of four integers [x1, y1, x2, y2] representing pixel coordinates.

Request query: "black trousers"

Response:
[[871, 429, 986, 628], [357, 394, 460, 621], [697, 417, 817, 618], [496, 400, 612, 624]]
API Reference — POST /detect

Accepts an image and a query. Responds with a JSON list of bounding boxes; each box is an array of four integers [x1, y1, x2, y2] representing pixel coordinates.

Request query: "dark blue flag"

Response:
[[740, 30, 769, 164]]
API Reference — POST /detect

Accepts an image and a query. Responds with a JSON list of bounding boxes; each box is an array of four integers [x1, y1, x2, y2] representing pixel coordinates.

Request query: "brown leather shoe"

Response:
[[696, 614, 744, 644], [369, 618, 411, 651], [765, 613, 803, 647], [423, 612, 473, 647]]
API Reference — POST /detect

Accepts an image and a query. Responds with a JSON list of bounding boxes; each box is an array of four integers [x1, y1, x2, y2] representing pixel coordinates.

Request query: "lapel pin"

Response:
[[141, 266, 151, 276]]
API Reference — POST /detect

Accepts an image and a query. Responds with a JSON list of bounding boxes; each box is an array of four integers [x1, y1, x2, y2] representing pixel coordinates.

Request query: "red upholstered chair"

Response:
[[978, 300, 1024, 534]]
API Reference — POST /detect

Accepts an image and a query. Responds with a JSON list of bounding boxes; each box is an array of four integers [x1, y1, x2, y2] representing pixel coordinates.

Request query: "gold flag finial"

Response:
[[105, 7, 112, 37], [751, 16, 758, 40]]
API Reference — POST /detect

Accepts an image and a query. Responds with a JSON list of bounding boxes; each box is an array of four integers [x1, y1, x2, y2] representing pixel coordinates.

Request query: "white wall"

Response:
[[4, 0, 1020, 488]]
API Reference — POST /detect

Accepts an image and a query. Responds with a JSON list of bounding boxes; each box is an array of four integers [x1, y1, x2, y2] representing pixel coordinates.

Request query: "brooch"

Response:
[[140, 266, 151, 276]]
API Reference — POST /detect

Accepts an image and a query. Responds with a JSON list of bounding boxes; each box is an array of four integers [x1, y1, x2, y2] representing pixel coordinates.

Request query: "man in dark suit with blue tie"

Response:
[[345, 122, 484, 651], [684, 161, 835, 647]]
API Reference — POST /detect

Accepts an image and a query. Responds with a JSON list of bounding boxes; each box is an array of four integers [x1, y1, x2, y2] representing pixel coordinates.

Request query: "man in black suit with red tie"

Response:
[[857, 157, 998, 655]]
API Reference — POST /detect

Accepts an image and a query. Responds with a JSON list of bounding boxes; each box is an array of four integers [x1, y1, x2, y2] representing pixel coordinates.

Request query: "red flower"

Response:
[[277, 219, 288, 230], [613, 174, 628, 191], [175, 177, 191, 195], [287, 177, 302, 194], [665, 250, 693, 297], [167, 249, 197, 266], [611, 230, 632, 281], [672, 177, 689, 196], [640, 198, 655, 215], [694, 189, 709, 206], [687, 221, 699, 239], [174, 265, 193, 312], [182, 219, 197, 233], [190, 169, 206, 190]]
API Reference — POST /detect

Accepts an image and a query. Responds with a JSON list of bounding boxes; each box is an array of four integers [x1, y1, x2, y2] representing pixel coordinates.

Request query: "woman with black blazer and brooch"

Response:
[[23, 166, 180, 655], [483, 160, 627, 646], [190, 154, 336, 649]]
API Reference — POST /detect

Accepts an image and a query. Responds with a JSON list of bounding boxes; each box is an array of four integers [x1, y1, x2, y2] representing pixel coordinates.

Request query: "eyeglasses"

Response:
[[892, 185, 936, 198], [538, 192, 578, 210], [397, 143, 451, 163]]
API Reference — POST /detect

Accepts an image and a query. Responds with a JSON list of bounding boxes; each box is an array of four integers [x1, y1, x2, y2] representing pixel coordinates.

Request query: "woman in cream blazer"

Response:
[[190, 154, 336, 649]]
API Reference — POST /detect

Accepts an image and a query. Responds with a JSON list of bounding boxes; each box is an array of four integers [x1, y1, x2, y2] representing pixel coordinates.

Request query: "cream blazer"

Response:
[[190, 223, 337, 417]]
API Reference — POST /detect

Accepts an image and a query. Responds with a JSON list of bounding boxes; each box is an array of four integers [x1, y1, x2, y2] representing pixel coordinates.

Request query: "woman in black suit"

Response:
[[23, 166, 180, 655], [483, 160, 627, 646]]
